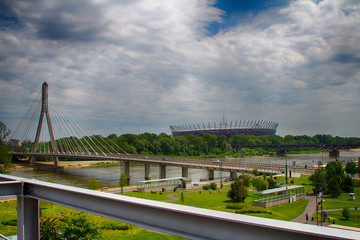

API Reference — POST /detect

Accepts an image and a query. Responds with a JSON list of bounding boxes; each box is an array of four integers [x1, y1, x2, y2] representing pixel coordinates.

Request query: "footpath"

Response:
[[291, 196, 318, 224]]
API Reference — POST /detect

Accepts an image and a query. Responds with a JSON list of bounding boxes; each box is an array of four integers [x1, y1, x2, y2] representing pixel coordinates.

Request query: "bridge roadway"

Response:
[[233, 143, 360, 157], [13, 152, 315, 183]]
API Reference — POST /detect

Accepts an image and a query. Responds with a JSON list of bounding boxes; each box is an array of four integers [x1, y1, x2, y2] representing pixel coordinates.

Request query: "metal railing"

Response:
[[0, 174, 358, 240]]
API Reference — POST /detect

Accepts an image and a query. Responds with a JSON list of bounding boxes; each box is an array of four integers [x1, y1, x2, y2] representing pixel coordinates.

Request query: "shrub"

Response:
[[226, 203, 247, 210], [251, 169, 259, 176], [240, 174, 252, 187], [209, 182, 217, 190], [252, 177, 268, 191], [202, 185, 210, 190], [1, 219, 17, 226], [227, 178, 247, 203], [235, 206, 272, 214], [342, 207, 351, 220], [102, 222, 130, 230], [88, 177, 100, 190]]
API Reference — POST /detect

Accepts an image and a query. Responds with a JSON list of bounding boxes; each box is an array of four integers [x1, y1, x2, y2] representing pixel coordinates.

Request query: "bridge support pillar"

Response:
[[230, 172, 237, 181], [208, 170, 214, 180], [182, 167, 189, 178], [145, 162, 151, 180], [276, 150, 287, 157], [124, 161, 130, 185], [329, 150, 339, 157], [160, 164, 166, 179]]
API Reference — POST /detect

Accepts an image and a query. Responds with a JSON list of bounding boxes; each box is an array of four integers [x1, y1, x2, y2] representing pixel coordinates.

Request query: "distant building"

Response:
[[170, 119, 278, 139], [8, 139, 21, 148]]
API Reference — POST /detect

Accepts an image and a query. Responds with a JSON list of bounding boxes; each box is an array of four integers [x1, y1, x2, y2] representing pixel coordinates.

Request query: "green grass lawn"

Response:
[[0, 200, 17, 236], [325, 210, 360, 228], [123, 191, 172, 201], [0, 200, 187, 239], [245, 199, 308, 221], [323, 200, 360, 210]]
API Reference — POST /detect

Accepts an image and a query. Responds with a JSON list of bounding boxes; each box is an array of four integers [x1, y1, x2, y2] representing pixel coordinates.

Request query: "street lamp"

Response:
[[220, 157, 223, 189], [285, 151, 288, 184]]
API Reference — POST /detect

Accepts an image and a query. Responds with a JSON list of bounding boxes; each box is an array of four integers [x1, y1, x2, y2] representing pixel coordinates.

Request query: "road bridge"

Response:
[[13, 152, 315, 184], [233, 143, 360, 157]]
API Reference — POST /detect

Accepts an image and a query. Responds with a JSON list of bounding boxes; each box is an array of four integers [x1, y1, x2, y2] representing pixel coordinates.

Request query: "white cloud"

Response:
[[0, 0, 359, 137]]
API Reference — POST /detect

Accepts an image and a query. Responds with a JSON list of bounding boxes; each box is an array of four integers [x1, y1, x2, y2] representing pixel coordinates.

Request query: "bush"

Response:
[[202, 185, 210, 190], [251, 169, 259, 176], [88, 177, 100, 190], [209, 182, 217, 190], [240, 174, 252, 187], [235, 206, 272, 214], [102, 222, 130, 230], [226, 203, 247, 210], [252, 177, 268, 191], [227, 178, 247, 203], [342, 207, 351, 220], [1, 219, 17, 226]]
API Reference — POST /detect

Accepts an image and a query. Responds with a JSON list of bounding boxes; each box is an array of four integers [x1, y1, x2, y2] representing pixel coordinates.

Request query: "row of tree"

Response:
[[108, 132, 360, 157]]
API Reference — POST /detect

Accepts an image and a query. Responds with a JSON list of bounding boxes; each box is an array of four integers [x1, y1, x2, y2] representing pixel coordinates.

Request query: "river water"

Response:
[[9, 152, 359, 189]]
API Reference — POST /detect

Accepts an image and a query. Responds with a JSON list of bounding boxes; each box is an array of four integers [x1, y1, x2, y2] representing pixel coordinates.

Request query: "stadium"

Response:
[[170, 119, 278, 139]]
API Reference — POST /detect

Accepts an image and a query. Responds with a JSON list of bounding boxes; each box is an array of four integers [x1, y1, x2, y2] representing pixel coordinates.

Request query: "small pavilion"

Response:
[[137, 177, 191, 192], [253, 185, 305, 208]]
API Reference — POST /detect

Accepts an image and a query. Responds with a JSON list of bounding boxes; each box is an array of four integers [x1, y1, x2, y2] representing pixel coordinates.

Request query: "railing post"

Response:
[[17, 196, 39, 240]]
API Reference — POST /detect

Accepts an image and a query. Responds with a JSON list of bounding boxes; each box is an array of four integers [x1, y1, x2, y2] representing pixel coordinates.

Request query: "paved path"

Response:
[[291, 196, 317, 224], [164, 193, 179, 202]]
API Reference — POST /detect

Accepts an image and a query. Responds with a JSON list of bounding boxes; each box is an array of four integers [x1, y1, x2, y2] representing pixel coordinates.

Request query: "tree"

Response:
[[343, 175, 354, 193], [345, 161, 357, 178], [180, 192, 184, 204], [40, 215, 62, 240], [88, 177, 100, 190], [0, 141, 11, 174], [311, 164, 326, 193], [60, 212, 102, 240], [240, 174, 252, 187], [327, 177, 342, 197], [119, 172, 127, 193], [227, 178, 247, 203], [0, 122, 11, 142], [325, 161, 345, 185], [251, 177, 268, 191], [251, 168, 259, 176], [342, 207, 351, 220]]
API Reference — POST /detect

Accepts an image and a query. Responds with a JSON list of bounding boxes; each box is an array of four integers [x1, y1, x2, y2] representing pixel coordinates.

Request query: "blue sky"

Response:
[[0, 0, 359, 138], [208, 0, 289, 35]]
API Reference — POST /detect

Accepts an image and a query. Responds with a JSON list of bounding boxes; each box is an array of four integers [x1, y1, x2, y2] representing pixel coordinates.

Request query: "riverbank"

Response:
[[11, 160, 119, 171]]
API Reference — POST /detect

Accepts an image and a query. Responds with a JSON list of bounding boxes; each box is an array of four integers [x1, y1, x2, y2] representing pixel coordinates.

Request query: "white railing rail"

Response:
[[0, 174, 358, 240]]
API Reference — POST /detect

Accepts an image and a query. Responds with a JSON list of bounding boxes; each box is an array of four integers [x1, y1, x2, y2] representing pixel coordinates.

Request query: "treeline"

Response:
[[107, 133, 360, 157]]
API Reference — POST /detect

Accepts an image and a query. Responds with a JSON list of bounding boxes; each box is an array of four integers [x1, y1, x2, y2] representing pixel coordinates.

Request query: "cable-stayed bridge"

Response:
[[7, 82, 343, 183]]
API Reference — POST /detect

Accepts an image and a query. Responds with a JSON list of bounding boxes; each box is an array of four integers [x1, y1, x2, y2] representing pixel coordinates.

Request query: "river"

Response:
[[9, 151, 359, 189]]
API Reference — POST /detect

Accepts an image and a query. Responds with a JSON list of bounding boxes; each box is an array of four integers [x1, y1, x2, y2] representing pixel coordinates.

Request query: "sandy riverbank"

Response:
[[11, 160, 119, 171]]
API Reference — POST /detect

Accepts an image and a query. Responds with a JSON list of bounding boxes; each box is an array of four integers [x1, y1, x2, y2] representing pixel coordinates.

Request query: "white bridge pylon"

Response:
[[31, 82, 59, 166], [9, 82, 128, 166]]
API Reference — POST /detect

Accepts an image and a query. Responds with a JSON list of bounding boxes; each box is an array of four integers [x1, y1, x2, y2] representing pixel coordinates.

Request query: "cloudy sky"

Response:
[[0, 0, 359, 138]]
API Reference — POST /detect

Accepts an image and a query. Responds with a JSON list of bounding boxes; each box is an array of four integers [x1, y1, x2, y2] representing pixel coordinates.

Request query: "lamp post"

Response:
[[285, 151, 288, 184], [220, 157, 223, 189]]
